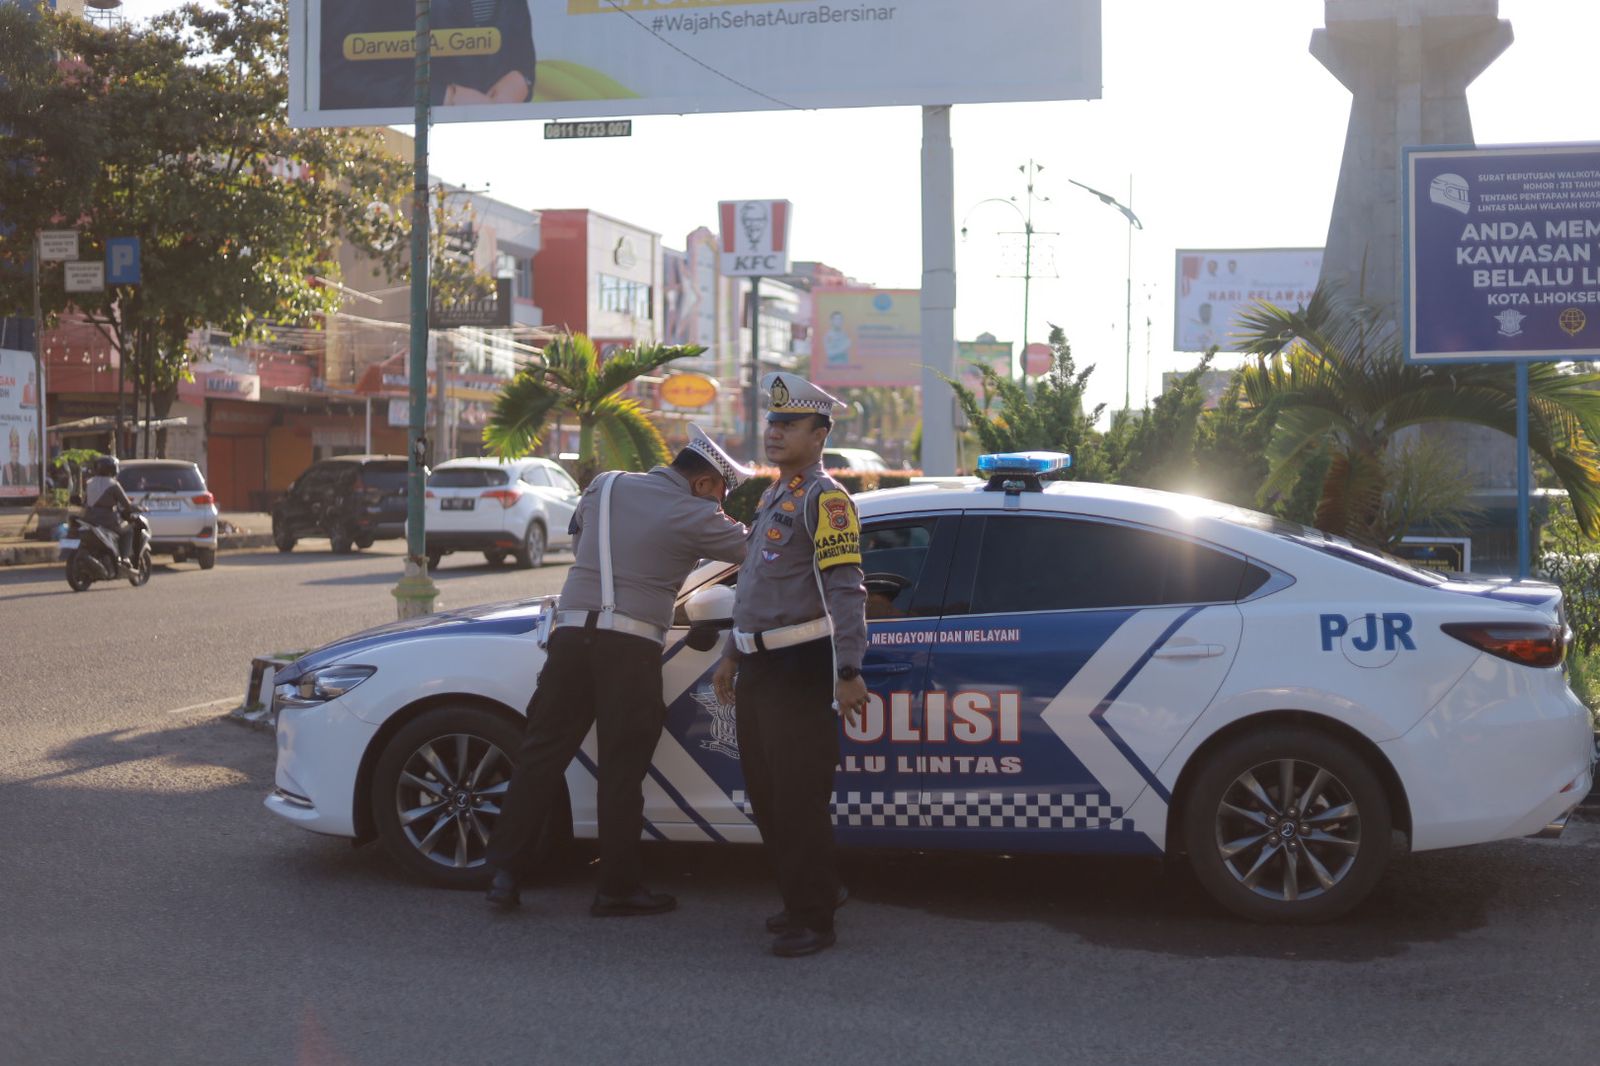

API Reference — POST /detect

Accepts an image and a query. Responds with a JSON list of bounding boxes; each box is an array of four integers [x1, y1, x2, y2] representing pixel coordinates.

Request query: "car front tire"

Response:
[[371, 706, 569, 888], [1181, 725, 1391, 924]]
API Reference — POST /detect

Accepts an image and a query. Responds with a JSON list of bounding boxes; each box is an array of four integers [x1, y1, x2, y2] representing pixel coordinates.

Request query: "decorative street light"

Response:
[[1068, 177, 1143, 412], [961, 160, 1055, 373]]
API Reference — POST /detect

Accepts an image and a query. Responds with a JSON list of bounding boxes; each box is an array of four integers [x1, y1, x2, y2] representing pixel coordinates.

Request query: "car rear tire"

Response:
[[514, 521, 546, 570], [196, 548, 216, 570], [273, 519, 296, 554], [128, 546, 152, 587], [1181, 726, 1391, 924], [427, 550, 444, 572], [484, 550, 508, 566], [371, 706, 571, 888], [355, 535, 375, 550]]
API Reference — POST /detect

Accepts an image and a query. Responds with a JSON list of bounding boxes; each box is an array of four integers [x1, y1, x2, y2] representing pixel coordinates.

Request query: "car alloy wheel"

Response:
[[1182, 726, 1391, 923], [393, 732, 511, 872], [515, 522, 545, 569]]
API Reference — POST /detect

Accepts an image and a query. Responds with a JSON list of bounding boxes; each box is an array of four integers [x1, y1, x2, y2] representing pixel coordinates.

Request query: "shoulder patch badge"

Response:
[[814, 489, 861, 570]]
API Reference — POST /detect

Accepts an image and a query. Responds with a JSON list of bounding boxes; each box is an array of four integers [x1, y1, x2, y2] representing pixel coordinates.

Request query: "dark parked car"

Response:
[[271, 456, 413, 554]]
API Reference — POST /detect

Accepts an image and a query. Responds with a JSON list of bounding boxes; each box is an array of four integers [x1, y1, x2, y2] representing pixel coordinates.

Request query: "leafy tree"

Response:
[[1234, 286, 1600, 545], [483, 334, 699, 485], [1102, 352, 1214, 492], [0, 0, 408, 456], [944, 324, 1107, 480]]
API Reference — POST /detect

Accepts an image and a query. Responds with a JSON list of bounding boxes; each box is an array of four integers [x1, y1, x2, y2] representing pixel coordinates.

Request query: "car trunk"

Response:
[[425, 467, 516, 532]]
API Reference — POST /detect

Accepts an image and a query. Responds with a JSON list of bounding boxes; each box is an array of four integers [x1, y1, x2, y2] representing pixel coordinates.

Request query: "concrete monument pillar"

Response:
[[1312, 0, 1512, 312]]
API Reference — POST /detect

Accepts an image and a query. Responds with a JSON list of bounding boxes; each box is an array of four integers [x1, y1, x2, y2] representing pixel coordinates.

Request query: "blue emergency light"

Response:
[[977, 451, 1073, 497]]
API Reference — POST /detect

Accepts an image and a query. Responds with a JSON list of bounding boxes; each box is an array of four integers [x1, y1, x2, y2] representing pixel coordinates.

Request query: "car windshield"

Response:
[[361, 464, 410, 491], [1217, 508, 1447, 586], [118, 466, 204, 493], [429, 467, 509, 488]]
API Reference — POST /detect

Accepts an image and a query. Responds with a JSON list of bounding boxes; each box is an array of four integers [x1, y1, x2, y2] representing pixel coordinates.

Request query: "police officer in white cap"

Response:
[[486, 426, 752, 914], [711, 373, 868, 957]]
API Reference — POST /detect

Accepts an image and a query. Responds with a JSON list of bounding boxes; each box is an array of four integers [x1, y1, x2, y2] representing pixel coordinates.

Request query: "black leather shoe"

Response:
[[765, 884, 850, 934], [590, 889, 677, 917], [771, 927, 836, 957], [485, 869, 520, 910]]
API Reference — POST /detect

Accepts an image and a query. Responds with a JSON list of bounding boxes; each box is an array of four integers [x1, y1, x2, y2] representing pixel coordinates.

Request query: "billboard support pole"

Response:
[[395, 0, 439, 620], [747, 275, 761, 463], [1515, 360, 1529, 580], [919, 105, 957, 476]]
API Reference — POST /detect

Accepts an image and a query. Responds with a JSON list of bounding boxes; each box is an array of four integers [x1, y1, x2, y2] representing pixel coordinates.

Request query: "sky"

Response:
[[116, 0, 1600, 422]]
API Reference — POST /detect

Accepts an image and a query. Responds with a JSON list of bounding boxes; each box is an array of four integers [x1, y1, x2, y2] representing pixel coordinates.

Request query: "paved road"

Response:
[[3, 546, 1600, 1064]]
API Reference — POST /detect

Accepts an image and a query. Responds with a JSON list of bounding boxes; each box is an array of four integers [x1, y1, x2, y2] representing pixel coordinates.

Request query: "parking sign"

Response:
[[106, 237, 141, 285]]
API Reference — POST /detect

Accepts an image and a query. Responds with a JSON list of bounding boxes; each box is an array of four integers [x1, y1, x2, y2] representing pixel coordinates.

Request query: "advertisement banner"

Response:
[[1404, 143, 1600, 363], [1173, 248, 1322, 352], [810, 289, 921, 388], [288, 0, 1102, 127], [0, 349, 42, 498], [955, 340, 1013, 396]]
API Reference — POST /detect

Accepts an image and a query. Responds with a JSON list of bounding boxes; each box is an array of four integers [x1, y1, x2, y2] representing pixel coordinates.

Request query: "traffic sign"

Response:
[[64, 261, 104, 292], [106, 237, 141, 284], [38, 231, 78, 261]]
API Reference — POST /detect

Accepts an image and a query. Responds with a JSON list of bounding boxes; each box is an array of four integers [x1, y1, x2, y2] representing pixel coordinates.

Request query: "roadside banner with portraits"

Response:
[[1173, 248, 1322, 352], [0, 349, 42, 498], [810, 289, 921, 388], [289, 0, 1102, 127]]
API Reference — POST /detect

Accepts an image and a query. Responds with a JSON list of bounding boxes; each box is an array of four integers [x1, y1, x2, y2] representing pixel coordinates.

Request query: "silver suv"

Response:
[[116, 460, 220, 570]]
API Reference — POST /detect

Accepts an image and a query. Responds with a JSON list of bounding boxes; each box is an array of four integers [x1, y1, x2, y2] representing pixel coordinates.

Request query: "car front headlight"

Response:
[[274, 664, 377, 710]]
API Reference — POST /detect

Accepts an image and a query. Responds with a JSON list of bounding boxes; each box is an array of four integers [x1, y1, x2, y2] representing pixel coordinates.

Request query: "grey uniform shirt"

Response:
[[559, 466, 749, 631], [727, 462, 868, 671]]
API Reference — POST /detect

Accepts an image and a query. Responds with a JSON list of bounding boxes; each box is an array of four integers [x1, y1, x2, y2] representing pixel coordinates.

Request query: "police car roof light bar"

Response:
[[977, 451, 1072, 495]]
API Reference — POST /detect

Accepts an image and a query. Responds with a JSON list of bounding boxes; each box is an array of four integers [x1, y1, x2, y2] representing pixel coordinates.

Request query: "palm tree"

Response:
[[483, 333, 703, 485], [1234, 286, 1600, 545]]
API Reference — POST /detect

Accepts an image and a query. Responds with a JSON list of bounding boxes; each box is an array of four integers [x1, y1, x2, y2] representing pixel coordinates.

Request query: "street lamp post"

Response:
[[961, 160, 1054, 377], [1068, 177, 1143, 412]]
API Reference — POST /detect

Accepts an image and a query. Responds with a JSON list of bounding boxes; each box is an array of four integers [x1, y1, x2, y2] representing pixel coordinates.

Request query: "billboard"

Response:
[[1173, 248, 1322, 352], [0, 349, 42, 498], [718, 200, 790, 277], [810, 288, 920, 388], [955, 340, 1013, 397], [288, 0, 1102, 127], [1404, 143, 1600, 363]]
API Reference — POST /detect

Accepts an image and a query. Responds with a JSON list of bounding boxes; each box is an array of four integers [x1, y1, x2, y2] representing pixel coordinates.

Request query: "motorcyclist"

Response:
[[83, 455, 137, 569]]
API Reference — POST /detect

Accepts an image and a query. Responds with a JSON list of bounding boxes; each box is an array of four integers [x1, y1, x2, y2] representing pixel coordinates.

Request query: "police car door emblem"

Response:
[[690, 685, 740, 758]]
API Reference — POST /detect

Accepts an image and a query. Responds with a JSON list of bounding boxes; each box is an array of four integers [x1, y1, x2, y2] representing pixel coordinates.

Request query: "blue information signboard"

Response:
[[1404, 143, 1600, 363], [105, 236, 141, 285]]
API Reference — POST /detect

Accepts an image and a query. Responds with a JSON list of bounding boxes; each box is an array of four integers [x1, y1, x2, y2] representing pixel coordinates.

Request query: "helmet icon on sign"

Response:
[[1429, 173, 1471, 215]]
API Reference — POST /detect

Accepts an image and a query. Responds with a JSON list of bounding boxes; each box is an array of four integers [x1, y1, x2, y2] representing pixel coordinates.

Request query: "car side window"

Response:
[[548, 465, 579, 494], [520, 466, 550, 487], [965, 515, 1250, 615], [861, 517, 949, 620]]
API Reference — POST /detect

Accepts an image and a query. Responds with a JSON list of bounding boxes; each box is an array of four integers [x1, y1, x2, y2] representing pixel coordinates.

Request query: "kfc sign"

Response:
[[718, 200, 791, 277]]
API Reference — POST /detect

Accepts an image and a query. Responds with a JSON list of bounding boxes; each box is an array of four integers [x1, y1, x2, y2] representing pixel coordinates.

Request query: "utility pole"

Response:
[[960, 162, 1054, 381], [747, 275, 761, 463], [32, 233, 46, 495], [1068, 177, 1143, 413]]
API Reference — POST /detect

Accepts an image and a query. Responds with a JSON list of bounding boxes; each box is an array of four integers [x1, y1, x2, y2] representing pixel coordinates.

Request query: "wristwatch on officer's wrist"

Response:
[[837, 666, 860, 681]]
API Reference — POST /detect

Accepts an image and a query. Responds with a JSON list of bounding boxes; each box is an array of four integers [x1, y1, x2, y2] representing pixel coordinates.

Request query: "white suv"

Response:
[[116, 460, 220, 570], [424, 457, 579, 570]]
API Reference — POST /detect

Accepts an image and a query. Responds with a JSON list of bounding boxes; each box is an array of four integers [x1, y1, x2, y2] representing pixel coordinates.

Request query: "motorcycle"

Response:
[[61, 507, 153, 592]]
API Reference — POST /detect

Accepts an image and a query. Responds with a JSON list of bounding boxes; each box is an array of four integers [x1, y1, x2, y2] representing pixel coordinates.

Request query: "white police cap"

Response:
[[683, 423, 753, 490], [761, 373, 847, 422]]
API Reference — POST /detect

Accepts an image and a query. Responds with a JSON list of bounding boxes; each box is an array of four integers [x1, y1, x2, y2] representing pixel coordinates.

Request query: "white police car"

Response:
[[266, 453, 1593, 922]]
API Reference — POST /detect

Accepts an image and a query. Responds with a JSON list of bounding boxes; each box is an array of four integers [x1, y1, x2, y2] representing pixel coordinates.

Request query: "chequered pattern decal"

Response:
[[732, 790, 1136, 831]]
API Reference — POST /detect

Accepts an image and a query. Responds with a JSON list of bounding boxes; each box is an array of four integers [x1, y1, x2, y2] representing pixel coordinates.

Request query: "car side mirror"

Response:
[[683, 585, 735, 651]]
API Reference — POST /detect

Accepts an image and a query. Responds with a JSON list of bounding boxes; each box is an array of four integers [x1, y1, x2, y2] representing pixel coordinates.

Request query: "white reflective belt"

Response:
[[596, 471, 620, 619], [732, 616, 832, 655], [553, 609, 665, 645]]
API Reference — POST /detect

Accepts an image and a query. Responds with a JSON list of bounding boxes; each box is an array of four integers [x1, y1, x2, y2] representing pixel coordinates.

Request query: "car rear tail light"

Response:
[[191, 493, 214, 506], [481, 489, 522, 509], [1441, 622, 1567, 668]]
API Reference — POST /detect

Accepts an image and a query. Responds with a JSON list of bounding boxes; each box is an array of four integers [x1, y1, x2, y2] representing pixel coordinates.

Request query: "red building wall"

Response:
[[532, 209, 590, 336]]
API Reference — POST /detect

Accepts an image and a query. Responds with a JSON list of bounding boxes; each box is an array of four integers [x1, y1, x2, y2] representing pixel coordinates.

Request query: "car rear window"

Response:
[[429, 467, 510, 488], [1214, 509, 1446, 587], [118, 466, 204, 493], [360, 464, 411, 491]]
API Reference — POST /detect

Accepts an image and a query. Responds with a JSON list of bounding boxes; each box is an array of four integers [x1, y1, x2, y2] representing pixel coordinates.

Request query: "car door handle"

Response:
[[1153, 643, 1225, 660], [862, 662, 914, 675]]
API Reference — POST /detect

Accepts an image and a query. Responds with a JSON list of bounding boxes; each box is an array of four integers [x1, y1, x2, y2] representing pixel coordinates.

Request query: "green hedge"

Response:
[[724, 468, 921, 525]]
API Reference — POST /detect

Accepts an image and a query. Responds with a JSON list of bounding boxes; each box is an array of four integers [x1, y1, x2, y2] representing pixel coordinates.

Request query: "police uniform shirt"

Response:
[[729, 463, 868, 671], [559, 466, 749, 631]]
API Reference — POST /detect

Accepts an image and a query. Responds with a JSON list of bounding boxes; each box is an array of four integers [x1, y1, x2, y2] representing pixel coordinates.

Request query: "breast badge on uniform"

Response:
[[767, 527, 783, 541], [761, 549, 780, 563], [814, 489, 861, 570], [780, 500, 796, 513]]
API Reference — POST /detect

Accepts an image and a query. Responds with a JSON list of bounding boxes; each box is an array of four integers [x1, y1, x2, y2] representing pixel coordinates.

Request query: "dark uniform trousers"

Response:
[[734, 637, 841, 933], [486, 626, 666, 897]]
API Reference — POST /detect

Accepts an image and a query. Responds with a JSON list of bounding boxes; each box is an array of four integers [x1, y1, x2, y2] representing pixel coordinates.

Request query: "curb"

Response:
[[0, 531, 275, 567]]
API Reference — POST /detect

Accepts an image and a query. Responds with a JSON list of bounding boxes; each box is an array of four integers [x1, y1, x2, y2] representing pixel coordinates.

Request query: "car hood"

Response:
[[279, 597, 553, 682]]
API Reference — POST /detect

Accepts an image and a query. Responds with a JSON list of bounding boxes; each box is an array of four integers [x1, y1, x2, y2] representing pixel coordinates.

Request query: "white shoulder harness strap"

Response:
[[595, 470, 623, 617]]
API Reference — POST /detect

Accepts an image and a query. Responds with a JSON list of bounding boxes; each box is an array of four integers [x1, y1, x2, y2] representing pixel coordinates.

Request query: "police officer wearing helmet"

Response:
[[711, 374, 868, 957], [485, 426, 752, 915]]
